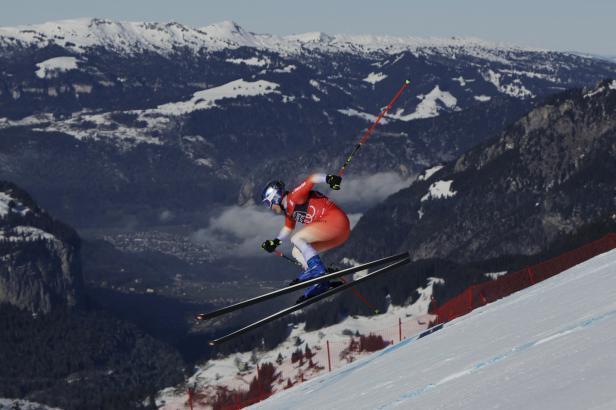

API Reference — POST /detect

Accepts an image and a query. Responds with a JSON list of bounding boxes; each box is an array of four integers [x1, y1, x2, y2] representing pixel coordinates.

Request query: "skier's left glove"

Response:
[[326, 174, 342, 190], [261, 239, 281, 253]]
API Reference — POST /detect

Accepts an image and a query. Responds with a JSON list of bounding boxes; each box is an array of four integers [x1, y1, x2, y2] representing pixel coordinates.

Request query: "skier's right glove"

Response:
[[261, 239, 281, 253], [326, 174, 342, 190]]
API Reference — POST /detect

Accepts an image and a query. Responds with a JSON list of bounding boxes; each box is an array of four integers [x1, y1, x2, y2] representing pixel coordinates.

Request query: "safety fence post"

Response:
[[398, 317, 402, 342], [528, 267, 535, 285], [467, 287, 473, 312], [327, 340, 332, 372]]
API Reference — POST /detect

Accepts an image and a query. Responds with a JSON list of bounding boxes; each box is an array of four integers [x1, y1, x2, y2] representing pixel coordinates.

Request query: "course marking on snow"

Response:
[[378, 309, 616, 409], [297, 324, 444, 397]]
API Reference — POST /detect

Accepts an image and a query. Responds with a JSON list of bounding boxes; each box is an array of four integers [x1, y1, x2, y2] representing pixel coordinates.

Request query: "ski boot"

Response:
[[294, 256, 342, 304]]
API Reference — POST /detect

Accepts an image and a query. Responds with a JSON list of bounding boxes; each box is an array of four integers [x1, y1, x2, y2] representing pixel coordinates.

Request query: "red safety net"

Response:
[[434, 233, 616, 324]]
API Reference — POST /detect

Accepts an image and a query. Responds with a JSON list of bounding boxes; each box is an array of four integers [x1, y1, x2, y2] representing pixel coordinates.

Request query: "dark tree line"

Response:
[[0, 304, 185, 410]]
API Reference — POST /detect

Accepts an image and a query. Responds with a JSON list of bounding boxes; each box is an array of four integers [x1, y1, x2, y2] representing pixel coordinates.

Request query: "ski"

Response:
[[209, 256, 410, 345], [195, 252, 409, 322]]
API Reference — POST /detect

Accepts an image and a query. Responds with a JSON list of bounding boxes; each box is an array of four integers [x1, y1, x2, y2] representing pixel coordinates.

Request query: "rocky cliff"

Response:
[[0, 181, 83, 313]]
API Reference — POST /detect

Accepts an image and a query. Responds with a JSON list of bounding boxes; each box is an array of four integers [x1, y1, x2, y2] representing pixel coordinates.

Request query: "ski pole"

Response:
[[338, 276, 380, 315], [338, 80, 410, 177], [274, 250, 303, 267]]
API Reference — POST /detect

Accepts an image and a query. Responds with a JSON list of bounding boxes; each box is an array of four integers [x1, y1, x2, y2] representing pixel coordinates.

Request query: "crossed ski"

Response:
[[196, 252, 411, 345]]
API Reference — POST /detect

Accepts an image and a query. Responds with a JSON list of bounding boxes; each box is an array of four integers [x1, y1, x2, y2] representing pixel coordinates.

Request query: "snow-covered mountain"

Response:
[[0, 180, 83, 314], [252, 248, 616, 409], [0, 18, 614, 259], [0, 18, 544, 57]]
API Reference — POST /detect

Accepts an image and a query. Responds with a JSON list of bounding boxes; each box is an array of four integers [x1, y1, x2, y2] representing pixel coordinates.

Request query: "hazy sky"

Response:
[[1, 0, 615, 55]]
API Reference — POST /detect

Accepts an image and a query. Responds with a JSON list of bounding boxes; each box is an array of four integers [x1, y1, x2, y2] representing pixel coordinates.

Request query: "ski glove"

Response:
[[326, 174, 342, 190], [261, 239, 281, 253]]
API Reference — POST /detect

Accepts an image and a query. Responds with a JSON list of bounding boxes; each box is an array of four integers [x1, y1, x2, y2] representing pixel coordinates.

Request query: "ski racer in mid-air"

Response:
[[261, 173, 349, 302]]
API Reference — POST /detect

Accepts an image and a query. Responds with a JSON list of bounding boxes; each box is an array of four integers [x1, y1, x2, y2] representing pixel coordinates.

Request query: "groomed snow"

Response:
[[253, 249, 616, 410]]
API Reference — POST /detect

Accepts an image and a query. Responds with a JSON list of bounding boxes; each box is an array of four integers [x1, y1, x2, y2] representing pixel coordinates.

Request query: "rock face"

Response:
[[339, 80, 616, 263], [0, 181, 83, 313]]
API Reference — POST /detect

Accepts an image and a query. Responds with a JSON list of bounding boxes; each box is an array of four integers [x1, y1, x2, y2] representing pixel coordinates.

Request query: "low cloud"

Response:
[[333, 172, 415, 213], [159, 209, 175, 222], [192, 205, 282, 257]]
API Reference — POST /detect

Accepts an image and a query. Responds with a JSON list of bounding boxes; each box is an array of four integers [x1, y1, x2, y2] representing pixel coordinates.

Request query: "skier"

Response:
[[261, 173, 349, 302]]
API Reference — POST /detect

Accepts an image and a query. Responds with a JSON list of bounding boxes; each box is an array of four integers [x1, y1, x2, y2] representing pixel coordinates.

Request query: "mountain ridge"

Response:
[[0, 18, 545, 57]]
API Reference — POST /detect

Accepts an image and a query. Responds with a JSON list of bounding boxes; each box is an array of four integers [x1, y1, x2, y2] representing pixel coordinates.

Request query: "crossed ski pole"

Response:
[[274, 250, 379, 314], [338, 79, 410, 177]]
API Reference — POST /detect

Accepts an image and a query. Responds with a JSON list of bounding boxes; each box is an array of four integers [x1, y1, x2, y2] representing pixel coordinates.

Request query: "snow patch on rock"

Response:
[[155, 79, 280, 115], [273, 65, 296, 73], [452, 76, 475, 86], [474, 95, 491, 102], [337, 108, 384, 123], [389, 86, 457, 121], [418, 165, 444, 181], [421, 180, 457, 202], [0, 192, 30, 218], [35, 56, 80, 79], [363, 72, 388, 85], [485, 271, 508, 280], [226, 57, 270, 67], [483, 69, 534, 99]]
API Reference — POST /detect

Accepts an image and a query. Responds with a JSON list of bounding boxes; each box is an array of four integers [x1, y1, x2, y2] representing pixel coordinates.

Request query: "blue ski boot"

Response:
[[295, 255, 332, 303]]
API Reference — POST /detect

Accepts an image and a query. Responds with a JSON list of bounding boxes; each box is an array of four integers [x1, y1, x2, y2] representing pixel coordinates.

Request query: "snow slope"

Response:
[[388, 85, 458, 121], [154, 79, 280, 115], [252, 249, 616, 410]]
